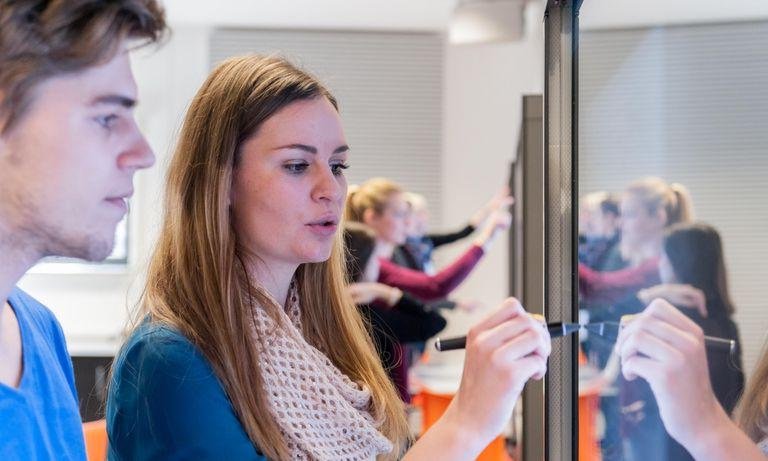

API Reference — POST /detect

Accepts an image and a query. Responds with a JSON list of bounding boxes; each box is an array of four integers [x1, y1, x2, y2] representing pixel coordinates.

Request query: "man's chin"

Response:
[[52, 235, 115, 262]]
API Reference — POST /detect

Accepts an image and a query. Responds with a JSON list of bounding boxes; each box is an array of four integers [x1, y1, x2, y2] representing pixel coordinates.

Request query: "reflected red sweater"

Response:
[[378, 245, 485, 301], [578, 257, 661, 305]]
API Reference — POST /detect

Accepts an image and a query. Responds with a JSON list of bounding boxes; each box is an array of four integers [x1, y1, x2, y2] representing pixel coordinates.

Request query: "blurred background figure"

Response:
[[578, 177, 694, 461], [395, 187, 513, 275], [343, 222, 448, 402], [346, 178, 510, 302], [579, 191, 622, 271], [345, 178, 511, 404], [618, 222, 744, 461]]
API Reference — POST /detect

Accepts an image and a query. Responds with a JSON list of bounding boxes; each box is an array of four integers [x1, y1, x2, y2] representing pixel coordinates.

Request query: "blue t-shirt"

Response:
[[107, 322, 266, 460], [0, 288, 86, 460]]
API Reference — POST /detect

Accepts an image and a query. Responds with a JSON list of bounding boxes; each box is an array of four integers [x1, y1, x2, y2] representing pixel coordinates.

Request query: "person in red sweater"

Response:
[[579, 177, 695, 306], [345, 178, 511, 301]]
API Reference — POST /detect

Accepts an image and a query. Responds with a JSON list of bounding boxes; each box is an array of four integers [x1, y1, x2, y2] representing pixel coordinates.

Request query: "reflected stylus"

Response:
[[435, 322, 581, 352], [585, 321, 736, 354]]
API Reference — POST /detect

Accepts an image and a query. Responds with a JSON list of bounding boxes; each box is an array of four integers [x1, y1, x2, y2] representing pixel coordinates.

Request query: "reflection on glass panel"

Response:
[[577, 19, 768, 461]]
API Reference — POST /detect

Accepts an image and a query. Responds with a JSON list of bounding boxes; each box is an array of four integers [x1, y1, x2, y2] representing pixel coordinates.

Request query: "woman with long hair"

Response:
[[614, 227, 766, 460], [616, 223, 744, 461], [579, 177, 695, 306], [107, 55, 550, 460], [346, 178, 510, 301], [343, 222, 448, 402]]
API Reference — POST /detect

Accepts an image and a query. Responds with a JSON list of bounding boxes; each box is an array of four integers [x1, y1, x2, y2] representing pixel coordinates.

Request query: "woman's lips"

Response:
[[306, 222, 338, 237]]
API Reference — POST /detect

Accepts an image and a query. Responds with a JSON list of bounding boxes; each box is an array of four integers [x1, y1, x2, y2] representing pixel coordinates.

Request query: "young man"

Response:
[[0, 1, 166, 458]]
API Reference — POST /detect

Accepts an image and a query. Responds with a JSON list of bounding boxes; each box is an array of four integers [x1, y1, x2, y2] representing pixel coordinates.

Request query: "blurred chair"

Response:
[[83, 419, 107, 461], [417, 388, 513, 461], [578, 349, 602, 461]]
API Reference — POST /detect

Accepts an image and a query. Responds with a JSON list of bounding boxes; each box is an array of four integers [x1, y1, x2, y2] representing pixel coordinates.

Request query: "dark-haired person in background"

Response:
[[0, 1, 166, 458], [617, 223, 744, 461], [344, 222, 448, 402], [578, 191, 622, 271]]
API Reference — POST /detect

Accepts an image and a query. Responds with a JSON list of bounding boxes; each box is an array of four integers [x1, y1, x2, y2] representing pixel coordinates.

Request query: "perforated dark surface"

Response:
[[544, 1, 577, 460]]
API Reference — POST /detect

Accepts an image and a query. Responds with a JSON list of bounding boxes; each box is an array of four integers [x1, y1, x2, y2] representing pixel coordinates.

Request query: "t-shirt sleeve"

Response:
[[107, 326, 266, 460]]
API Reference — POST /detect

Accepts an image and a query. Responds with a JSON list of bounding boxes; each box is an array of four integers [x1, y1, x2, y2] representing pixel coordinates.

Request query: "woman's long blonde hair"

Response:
[[134, 55, 408, 459], [621, 177, 694, 260], [737, 347, 768, 442], [345, 177, 403, 223], [624, 177, 694, 227]]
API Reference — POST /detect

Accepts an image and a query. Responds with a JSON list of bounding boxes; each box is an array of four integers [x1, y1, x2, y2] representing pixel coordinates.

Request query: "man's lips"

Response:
[[104, 192, 132, 214]]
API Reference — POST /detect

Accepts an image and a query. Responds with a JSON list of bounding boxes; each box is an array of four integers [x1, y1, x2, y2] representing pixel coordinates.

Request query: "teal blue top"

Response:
[[106, 322, 267, 460]]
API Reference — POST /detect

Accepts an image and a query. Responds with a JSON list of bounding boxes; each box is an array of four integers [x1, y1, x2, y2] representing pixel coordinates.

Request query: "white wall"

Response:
[[580, 0, 768, 30], [431, 2, 544, 351]]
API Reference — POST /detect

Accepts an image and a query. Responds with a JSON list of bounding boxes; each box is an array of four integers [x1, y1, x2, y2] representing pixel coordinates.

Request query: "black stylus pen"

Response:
[[585, 321, 736, 354], [435, 322, 581, 352]]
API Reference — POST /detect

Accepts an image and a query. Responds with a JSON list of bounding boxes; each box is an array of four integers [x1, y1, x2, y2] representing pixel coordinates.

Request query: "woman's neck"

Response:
[[624, 237, 662, 266], [0, 223, 43, 307], [248, 260, 298, 308], [378, 241, 395, 258]]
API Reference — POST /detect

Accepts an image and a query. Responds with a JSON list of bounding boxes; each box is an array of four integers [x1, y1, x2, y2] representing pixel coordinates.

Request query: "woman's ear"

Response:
[[362, 207, 376, 226]]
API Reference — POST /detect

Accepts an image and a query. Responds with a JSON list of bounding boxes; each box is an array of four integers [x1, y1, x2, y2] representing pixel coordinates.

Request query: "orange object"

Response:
[[82, 419, 108, 461], [578, 350, 602, 461], [417, 389, 513, 461]]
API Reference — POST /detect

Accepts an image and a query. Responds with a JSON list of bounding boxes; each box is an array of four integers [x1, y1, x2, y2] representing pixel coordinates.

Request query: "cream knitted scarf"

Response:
[[248, 283, 393, 460]]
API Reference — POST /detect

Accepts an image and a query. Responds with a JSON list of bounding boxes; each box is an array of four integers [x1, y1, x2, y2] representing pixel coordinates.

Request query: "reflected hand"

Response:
[[444, 298, 550, 446], [638, 284, 707, 317], [617, 299, 724, 448]]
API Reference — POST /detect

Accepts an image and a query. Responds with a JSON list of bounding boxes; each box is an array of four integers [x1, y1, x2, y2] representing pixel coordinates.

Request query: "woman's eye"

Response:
[[331, 163, 350, 176], [284, 162, 309, 174], [95, 114, 118, 130]]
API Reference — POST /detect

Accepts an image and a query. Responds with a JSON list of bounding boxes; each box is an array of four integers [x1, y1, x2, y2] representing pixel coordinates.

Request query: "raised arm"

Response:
[[379, 210, 511, 301]]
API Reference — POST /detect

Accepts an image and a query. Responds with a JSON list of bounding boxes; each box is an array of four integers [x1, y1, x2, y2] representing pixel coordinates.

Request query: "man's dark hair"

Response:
[[0, 0, 167, 133]]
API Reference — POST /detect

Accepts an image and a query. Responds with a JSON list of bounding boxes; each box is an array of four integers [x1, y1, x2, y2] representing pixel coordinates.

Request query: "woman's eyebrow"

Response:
[[274, 143, 349, 154]]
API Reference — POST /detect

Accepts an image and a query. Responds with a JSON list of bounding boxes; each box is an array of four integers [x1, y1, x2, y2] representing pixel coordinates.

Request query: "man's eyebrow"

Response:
[[274, 144, 350, 154], [89, 94, 136, 109]]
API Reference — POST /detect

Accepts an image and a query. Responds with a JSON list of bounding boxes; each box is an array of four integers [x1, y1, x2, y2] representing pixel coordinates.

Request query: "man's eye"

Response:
[[95, 114, 118, 130]]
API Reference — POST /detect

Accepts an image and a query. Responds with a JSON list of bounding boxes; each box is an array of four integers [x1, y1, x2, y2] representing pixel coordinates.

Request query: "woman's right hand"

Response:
[[469, 187, 515, 228], [473, 209, 512, 251], [443, 298, 550, 449]]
